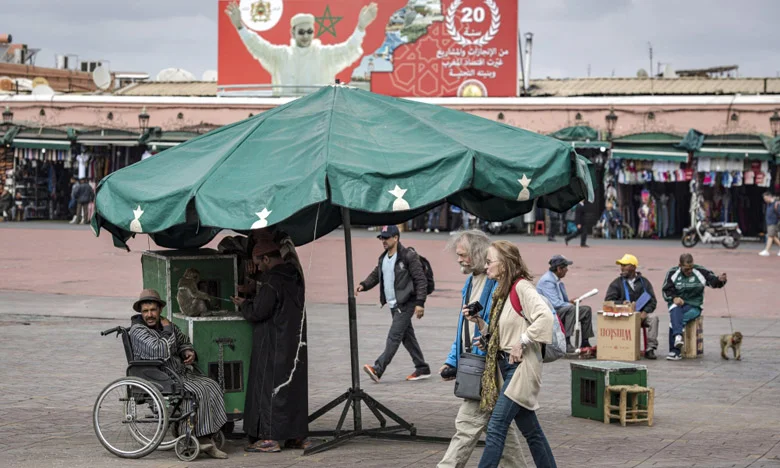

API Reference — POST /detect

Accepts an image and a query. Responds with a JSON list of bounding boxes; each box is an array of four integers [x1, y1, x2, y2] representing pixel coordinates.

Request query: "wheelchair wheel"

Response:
[[175, 434, 200, 462], [212, 429, 226, 451], [93, 377, 168, 459], [129, 417, 180, 451]]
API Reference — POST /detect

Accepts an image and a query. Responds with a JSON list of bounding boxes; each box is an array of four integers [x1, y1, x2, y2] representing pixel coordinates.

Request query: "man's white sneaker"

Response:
[[666, 352, 682, 361], [674, 334, 684, 349], [759, 250, 770, 256]]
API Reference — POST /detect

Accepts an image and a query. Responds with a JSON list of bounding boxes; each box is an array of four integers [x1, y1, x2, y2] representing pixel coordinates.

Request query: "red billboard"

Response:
[[218, 0, 518, 97]]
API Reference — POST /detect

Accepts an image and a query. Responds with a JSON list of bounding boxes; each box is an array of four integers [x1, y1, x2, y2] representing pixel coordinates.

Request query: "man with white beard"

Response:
[[438, 230, 526, 468], [225, 1, 378, 94]]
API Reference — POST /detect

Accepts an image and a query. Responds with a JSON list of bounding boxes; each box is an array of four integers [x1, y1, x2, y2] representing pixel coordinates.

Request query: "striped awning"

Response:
[[695, 146, 773, 161], [611, 146, 689, 162], [11, 138, 71, 150]]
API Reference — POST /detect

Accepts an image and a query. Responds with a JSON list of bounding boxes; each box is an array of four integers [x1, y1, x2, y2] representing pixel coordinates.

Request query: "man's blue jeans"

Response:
[[668, 304, 701, 354], [478, 358, 556, 468]]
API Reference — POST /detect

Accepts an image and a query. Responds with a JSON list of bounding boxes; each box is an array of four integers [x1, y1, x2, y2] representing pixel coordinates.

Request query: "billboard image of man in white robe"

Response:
[[225, 1, 378, 94]]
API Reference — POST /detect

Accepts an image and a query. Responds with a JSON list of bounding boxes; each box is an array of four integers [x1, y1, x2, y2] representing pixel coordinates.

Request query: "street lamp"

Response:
[[770, 111, 780, 136], [605, 107, 618, 139], [2, 106, 12, 124], [138, 107, 150, 131]]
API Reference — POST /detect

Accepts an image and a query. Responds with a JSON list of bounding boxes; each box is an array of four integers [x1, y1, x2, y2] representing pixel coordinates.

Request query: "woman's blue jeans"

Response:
[[478, 358, 556, 468]]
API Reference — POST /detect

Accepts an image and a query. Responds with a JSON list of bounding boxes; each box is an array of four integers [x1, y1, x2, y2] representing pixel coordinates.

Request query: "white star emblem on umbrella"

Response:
[[130, 205, 144, 233], [389, 185, 410, 211], [251, 208, 273, 229], [517, 174, 532, 201]]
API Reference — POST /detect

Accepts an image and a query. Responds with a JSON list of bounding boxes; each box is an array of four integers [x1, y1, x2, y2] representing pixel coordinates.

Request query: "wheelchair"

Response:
[[93, 326, 226, 461]]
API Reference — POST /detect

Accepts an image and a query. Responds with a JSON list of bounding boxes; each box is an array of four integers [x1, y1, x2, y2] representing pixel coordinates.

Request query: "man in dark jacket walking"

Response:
[[69, 178, 94, 225], [604, 254, 659, 359], [231, 237, 308, 453], [357, 225, 431, 382], [565, 201, 589, 247]]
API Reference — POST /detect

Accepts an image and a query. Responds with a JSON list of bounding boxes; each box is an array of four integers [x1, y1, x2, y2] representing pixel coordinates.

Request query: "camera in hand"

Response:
[[440, 365, 457, 379], [464, 301, 483, 317]]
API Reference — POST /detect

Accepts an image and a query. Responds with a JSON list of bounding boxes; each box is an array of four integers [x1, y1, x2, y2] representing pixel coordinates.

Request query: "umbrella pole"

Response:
[[342, 208, 362, 430], [305, 209, 452, 455]]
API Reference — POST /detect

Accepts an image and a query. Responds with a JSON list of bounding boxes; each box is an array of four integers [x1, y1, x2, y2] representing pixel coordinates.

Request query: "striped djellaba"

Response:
[[129, 321, 227, 437]]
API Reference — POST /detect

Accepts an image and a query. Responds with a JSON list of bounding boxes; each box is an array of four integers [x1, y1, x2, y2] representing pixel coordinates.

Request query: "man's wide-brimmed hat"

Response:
[[133, 289, 166, 312]]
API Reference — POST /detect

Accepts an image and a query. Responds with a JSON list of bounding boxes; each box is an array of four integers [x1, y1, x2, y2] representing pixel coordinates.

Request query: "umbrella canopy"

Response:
[[92, 86, 593, 249]]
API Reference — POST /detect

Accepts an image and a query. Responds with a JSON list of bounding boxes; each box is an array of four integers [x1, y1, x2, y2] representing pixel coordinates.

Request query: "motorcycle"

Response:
[[681, 220, 741, 249]]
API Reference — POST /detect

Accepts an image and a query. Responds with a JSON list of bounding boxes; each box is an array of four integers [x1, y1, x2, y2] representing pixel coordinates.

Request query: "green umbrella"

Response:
[[92, 85, 593, 249], [91, 85, 594, 454]]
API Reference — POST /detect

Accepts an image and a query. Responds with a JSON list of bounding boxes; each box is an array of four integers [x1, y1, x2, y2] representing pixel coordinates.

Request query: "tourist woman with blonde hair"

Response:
[[465, 240, 556, 468]]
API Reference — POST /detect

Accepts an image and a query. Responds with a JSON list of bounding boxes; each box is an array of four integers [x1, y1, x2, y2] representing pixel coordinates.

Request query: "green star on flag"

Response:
[[315, 5, 342, 38]]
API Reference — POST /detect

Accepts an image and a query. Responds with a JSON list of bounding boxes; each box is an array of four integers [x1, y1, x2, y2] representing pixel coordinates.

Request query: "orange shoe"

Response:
[[406, 370, 432, 381], [363, 364, 380, 382]]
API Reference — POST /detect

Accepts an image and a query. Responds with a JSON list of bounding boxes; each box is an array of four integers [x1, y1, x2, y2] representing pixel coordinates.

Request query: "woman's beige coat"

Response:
[[495, 279, 553, 411]]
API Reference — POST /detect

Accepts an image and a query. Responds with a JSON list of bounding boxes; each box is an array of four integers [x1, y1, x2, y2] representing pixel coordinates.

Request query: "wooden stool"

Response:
[[603, 384, 654, 427], [534, 220, 545, 235], [683, 316, 704, 359]]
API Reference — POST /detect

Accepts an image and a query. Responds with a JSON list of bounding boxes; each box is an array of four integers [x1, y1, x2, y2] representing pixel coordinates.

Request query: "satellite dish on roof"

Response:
[[31, 84, 55, 96], [32, 77, 50, 88], [202, 70, 218, 82], [92, 65, 112, 90], [636, 68, 649, 78], [0, 76, 13, 91], [155, 68, 197, 82]]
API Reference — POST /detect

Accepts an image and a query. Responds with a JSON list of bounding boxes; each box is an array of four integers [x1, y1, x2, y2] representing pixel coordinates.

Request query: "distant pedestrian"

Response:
[[565, 201, 588, 247], [69, 178, 94, 225], [759, 192, 780, 256]]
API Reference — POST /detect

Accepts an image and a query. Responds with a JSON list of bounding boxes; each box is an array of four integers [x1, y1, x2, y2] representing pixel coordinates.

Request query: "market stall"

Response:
[[609, 133, 692, 238], [92, 85, 594, 455]]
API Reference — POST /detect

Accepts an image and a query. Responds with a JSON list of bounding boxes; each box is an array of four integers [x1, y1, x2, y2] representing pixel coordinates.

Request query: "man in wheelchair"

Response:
[[129, 289, 229, 459]]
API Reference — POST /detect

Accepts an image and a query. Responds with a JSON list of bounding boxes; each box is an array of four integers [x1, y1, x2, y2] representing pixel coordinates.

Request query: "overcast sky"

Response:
[[4, 0, 779, 80]]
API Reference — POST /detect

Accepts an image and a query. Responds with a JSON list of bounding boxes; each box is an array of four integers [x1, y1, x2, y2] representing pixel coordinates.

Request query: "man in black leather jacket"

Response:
[[357, 225, 430, 382]]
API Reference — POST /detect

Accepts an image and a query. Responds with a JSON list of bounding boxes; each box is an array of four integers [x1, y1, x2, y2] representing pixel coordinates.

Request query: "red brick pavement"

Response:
[[0, 225, 774, 318]]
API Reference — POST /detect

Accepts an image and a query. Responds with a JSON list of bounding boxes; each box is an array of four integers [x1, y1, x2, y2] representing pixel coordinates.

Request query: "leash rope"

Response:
[[723, 285, 734, 334], [271, 202, 320, 397]]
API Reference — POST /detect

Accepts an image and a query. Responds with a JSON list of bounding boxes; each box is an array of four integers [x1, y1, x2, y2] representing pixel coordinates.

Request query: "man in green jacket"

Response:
[[662, 253, 727, 360]]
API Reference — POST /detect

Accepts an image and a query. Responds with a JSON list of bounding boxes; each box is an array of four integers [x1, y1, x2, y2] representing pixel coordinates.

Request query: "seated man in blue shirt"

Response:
[[537, 255, 594, 353]]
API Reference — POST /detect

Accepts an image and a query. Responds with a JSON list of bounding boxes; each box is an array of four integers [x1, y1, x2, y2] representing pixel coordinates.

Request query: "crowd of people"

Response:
[[124, 222, 730, 464]]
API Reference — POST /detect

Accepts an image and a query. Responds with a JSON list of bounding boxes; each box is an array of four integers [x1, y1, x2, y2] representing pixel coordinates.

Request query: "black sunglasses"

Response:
[[297, 28, 314, 35]]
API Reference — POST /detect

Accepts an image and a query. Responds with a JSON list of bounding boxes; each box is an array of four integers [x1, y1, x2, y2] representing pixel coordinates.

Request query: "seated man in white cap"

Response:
[[225, 1, 378, 94]]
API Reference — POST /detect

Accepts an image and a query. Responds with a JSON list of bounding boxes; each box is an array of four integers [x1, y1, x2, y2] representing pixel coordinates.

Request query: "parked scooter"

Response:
[[681, 220, 741, 249]]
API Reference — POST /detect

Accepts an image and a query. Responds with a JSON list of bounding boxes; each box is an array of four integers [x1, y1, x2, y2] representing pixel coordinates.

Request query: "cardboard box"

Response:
[[597, 306, 641, 361]]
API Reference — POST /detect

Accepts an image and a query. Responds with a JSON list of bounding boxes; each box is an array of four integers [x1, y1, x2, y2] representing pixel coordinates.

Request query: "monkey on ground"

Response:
[[720, 331, 742, 360], [177, 268, 213, 317]]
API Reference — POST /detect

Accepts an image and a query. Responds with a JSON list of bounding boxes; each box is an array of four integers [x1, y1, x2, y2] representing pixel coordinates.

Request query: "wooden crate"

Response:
[[571, 361, 647, 422], [683, 315, 704, 358]]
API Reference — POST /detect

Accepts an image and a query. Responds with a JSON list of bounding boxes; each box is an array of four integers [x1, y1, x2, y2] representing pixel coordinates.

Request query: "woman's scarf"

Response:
[[479, 292, 505, 412]]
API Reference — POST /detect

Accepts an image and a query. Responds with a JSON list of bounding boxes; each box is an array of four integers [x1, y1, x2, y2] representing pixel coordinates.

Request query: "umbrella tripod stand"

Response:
[[304, 209, 451, 455]]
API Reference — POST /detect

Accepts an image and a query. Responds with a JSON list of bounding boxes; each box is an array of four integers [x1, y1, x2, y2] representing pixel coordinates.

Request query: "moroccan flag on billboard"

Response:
[[218, 0, 518, 97]]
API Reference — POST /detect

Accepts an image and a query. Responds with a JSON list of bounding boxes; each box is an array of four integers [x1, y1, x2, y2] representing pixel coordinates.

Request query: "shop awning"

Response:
[[11, 138, 72, 150], [76, 129, 142, 147], [549, 125, 599, 142], [610, 132, 688, 162], [695, 146, 773, 161], [146, 141, 179, 148], [693, 133, 774, 161], [78, 139, 140, 147], [570, 140, 610, 150], [611, 146, 689, 162]]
